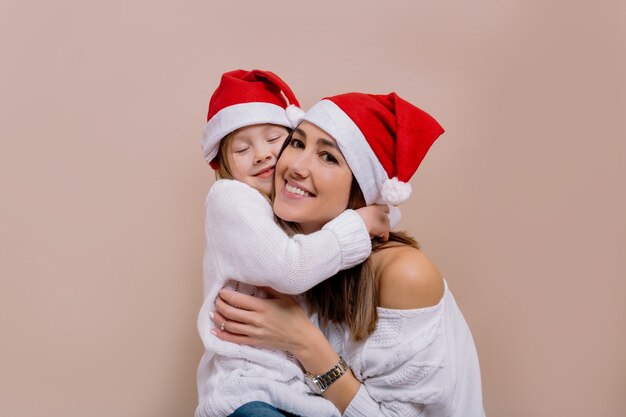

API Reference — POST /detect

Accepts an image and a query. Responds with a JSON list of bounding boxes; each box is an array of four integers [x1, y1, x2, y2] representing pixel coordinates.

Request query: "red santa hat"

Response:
[[202, 69, 304, 168], [302, 92, 444, 206]]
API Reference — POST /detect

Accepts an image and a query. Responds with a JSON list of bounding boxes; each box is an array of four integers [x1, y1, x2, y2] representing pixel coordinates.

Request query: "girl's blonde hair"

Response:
[[214, 132, 235, 180]]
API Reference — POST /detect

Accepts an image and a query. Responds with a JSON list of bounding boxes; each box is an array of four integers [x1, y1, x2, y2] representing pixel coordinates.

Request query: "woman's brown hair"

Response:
[[302, 181, 418, 341], [275, 157, 419, 341]]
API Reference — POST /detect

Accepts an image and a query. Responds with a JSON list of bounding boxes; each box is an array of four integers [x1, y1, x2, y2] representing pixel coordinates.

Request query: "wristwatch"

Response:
[[304, 357, 349, 395]]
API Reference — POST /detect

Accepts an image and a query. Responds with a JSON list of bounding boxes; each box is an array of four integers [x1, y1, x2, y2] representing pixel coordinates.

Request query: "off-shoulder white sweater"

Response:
[[321, 280, 486, 417], [195, 180, 372, 417]]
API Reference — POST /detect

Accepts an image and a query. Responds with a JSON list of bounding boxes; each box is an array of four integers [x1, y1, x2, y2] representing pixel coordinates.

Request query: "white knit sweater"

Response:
[[321, 280, 486, 417], [196, 179, 372, 417]]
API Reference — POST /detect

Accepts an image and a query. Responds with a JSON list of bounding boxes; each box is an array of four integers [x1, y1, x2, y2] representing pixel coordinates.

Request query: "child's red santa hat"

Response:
[[302, 92, 444, 207], [202, 69, 304, 169]]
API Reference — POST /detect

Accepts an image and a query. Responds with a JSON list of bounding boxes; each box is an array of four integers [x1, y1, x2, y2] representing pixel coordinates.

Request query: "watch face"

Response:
[[305, 376, 322, 395]]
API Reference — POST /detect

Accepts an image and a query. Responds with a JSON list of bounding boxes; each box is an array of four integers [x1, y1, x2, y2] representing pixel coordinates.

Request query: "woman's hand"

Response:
[[211, 287, 315, 353], [213, 286, 362, 413]]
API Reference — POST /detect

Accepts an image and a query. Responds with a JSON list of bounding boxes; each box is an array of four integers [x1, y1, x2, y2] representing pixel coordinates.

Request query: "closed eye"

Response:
[[233, 147, 249, 154], [267, 136, 283, 143]]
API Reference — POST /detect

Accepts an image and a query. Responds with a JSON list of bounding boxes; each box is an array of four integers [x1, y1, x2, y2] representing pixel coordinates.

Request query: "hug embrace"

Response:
[[195, 69, 486, 417]]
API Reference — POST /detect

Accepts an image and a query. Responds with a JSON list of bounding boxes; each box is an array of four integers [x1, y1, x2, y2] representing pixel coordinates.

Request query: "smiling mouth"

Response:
[[253, 166, 275, 178], [284, 182, 314, 197]]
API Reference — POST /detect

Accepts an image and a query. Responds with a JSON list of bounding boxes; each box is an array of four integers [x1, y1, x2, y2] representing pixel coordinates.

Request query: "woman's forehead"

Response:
[[295, 121, 337, 145]]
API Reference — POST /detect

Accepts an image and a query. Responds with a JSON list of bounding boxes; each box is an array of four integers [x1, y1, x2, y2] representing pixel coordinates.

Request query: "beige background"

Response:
[[1, 1, 624, 416]]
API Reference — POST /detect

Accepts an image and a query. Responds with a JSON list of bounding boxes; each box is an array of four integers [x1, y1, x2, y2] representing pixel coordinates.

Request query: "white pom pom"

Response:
[[381, 177, 412, 205], [285, 105, 305, 127]]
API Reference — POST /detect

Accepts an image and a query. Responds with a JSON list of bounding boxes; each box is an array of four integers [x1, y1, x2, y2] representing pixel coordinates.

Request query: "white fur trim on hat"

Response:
[[386, 205, 401, 228], [202, 102, 292, 163], [303, 100, 389, 206], [381, 177, 412, 205], [285, 105, 305, 127]]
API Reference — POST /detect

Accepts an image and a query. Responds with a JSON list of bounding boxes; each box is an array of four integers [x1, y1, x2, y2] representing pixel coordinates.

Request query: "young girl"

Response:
[[196, 70, 390, 417]]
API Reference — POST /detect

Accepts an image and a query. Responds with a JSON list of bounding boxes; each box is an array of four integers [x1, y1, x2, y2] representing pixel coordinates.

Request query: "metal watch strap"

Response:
[[306, 357, 349, 394]]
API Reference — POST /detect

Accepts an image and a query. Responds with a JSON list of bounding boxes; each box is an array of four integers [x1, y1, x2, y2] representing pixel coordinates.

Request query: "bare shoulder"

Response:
[[372, 245, 445, 310]]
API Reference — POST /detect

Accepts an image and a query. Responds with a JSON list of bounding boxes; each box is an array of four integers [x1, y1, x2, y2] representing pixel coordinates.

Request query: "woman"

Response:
[[212, 92, 486, 416]]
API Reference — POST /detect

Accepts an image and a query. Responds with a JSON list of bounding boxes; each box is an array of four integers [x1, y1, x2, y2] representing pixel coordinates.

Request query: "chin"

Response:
[[272, 202, 295, 222], [253, 181, 272, 196], [274, 202, 310, 224]]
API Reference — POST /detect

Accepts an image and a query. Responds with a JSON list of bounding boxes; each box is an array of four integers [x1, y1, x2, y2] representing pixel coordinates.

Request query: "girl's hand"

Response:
[[211, 287, 315, 353], [355, 204, 390, 241]]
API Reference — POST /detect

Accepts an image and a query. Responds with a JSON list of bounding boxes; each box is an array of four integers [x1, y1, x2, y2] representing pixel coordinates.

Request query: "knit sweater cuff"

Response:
[[343, 384, 380, 417], [322, 209, 371, 270]]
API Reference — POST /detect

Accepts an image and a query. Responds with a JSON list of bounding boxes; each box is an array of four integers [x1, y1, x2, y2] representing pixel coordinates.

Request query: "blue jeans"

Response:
[[229, 401, 301, 417]]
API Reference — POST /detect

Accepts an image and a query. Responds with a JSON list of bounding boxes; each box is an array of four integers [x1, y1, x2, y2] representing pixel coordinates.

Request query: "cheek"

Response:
[[336, 174, 353, 207], [270, 140, 286, 158], [322, 168, 353, 212], [274, 149, 292, 178], [230, 154, 251, 177]]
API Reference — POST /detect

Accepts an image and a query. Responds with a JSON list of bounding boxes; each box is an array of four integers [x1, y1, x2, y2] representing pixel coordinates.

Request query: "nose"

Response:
[[286, 149, 311, 179]]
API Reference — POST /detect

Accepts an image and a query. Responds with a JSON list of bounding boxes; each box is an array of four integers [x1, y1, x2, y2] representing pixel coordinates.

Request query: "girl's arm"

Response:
[[206, 180, 385, 294]]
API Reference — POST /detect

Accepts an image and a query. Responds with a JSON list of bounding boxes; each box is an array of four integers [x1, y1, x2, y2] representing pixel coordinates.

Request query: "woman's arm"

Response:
[[211, 287, 361, 414]]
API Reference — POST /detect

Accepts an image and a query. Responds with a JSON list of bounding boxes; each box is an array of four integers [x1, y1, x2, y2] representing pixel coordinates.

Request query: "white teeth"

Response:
[[286, 184, 310, 197]]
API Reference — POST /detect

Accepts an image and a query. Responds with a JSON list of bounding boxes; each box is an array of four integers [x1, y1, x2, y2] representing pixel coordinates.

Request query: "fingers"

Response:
[[371, 203, 390, 214], [212, 311, 258, 345], [211, 310, 255, 337], [218, 288, 267, 312], [215, 293, 258, 325], [379, 206, 391, 241], [217, 331, 254, 345]]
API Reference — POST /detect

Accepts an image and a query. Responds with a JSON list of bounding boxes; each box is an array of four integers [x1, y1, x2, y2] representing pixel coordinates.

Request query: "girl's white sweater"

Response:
[[196, 179, 372, 417]]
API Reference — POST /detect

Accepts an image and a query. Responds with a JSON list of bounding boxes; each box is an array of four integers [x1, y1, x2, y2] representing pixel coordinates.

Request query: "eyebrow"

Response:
[[293, 127, 340, 151], [316, 138, 340, 150], [294, 127, 307, 138]]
